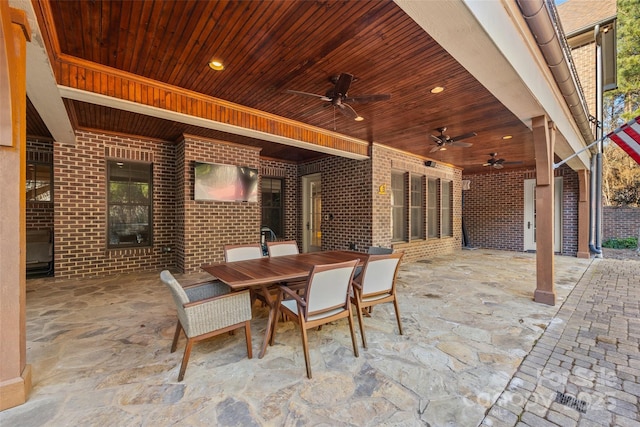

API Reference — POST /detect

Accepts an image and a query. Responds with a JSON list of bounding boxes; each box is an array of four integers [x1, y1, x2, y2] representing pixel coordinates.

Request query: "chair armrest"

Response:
[[183, 289, 243, 308], [182, 290, 252, 337], [183, 280, 230, 301], [280, 285, 306, 307], [183, 279, 220, 289]]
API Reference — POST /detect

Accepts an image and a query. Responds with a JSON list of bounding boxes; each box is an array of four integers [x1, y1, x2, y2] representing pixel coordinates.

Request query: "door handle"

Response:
[[527, 221, 531, 229]]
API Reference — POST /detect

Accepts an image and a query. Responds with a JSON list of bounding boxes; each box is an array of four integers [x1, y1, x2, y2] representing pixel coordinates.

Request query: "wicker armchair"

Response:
[[160, 270, 253, 381]]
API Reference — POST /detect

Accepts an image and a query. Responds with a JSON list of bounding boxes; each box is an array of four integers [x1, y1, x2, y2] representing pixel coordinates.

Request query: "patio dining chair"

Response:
[[224, 243, 278, 308], [266, 240, 300, 257], [353, 246, 393, 279], [351, 252, 404, 348], [223, 243, 263, 262], [271, 259, 360, 379], [266, 240, 306, 294], [160, 270, 252, 381]]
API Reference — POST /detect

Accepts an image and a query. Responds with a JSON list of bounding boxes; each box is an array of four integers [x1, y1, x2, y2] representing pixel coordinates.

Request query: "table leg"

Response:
[[258, 284, 277, 359]]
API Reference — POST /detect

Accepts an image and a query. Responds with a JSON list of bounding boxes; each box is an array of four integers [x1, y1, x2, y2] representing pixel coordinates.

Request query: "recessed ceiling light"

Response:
[[355, 116, 364, 122], [502, 135, 513, 140], [208, 59, 225, 71], [431, 86, 444, 94]]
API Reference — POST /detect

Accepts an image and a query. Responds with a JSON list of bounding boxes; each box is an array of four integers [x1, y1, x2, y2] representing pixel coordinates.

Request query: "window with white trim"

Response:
[[441, 180, 453, 237], [410, 174, 424, 239], [427, 178, 439, 238], [391, 171, 426, 243], [391, 172, 406, 242]]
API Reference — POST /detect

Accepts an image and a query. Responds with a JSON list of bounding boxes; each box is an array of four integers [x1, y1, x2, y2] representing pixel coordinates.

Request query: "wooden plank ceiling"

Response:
[[28, 0, 536, 173]]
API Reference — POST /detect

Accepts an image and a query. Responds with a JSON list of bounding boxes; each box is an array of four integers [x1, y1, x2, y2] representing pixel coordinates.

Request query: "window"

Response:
[[427, 178, 453, 238], [410, 174, 424, 239], [107, 160, 152, 248], [261, 177, 284, 238], [391, 172, 406, 242], [441, 180, 453, 237], [392, 171, 426, 242], [427, 178, 439, 238], [26, 161, 52, 202]]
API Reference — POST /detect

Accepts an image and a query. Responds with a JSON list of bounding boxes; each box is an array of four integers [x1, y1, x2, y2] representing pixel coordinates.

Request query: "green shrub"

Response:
[[602, 237, 638, 249]]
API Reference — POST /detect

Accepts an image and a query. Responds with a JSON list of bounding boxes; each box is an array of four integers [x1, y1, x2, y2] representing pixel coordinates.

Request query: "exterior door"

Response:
[[524, 177, 563, 252], [302, 173, 322, 252]]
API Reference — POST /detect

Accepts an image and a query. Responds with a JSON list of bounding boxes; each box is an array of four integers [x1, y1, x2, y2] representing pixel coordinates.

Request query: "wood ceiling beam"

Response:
[[52, 54, 369, 160]]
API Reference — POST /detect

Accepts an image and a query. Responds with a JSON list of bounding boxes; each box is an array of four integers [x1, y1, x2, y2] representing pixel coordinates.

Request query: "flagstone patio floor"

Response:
[[1, 249, 611, 426]]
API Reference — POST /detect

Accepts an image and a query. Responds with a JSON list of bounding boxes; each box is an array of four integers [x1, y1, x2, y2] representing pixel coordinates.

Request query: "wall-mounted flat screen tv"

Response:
[[194, 162, 259, 202]]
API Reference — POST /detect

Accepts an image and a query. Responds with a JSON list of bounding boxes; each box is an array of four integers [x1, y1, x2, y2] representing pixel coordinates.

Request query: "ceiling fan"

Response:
[[429, 127, 477, 152], [482, 153, 522, 169], [286, 73, 391, 120]]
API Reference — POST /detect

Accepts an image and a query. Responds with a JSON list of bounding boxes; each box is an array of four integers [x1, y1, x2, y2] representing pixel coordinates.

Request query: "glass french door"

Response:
[[302, 173, 322, 252]]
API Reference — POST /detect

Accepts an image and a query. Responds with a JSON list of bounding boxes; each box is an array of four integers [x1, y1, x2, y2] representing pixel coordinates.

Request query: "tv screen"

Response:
[[194, 162, 259, 202]]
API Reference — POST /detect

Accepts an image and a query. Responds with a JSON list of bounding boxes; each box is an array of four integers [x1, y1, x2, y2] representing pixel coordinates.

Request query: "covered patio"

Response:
[[1, 250, 593, 426]]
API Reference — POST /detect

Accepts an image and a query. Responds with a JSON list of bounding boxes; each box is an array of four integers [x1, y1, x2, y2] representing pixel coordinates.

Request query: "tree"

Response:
[[602, 0, 640, 206]]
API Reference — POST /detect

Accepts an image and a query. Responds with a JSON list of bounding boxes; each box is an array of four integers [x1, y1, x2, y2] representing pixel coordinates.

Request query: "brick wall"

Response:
[[294, 145, 462, 263], [570, 41, 596, 117], [463, 166, 580, 256], [371, 144, 462, 263], [50, 131, 303, 278], [177, 135, 262, 273], [603, 206, 640, 240], [560, 167, 579, 255], [54, 131, 176, 279], [47, 129, 586, 277], [261, 159, 299, 241], [42, 129, 589, 281], [299, 155, 374, 252]]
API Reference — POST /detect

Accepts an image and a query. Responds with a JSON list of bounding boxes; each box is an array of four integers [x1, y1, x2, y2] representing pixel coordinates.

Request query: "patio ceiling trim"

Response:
[[10, 0, 75, 145], [55, 53, 369, 159], [395, 0, 591, 171], [58, 85, 369, 160]]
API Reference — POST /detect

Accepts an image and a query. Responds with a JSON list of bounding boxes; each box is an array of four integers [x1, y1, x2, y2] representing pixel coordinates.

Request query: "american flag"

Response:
[[608, 116, 640, 165]]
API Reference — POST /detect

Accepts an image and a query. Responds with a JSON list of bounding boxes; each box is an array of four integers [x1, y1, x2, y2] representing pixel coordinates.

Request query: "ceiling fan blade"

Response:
[[482, 162, 491, 166], [333, 73, 354, 97], [450, 141, 473, 148], [493, 163, 504, 169], [344, 94, 392, 103], [286, 90, 331, 101], [337, 102, 359, 120], [429, 134, 442, 143], [430, 145, 443, 153], [450, 132, 477, 141]]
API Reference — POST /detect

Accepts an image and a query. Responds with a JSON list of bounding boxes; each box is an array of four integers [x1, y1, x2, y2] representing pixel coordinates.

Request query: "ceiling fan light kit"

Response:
[[286, 73, 391, 122], [482, 152, 523, 169], [429, 127, 477, 152]]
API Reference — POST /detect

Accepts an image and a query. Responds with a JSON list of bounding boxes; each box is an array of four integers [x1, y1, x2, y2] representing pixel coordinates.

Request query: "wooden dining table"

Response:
[[202, 250, 368, 358]]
